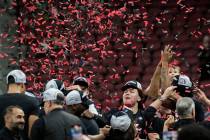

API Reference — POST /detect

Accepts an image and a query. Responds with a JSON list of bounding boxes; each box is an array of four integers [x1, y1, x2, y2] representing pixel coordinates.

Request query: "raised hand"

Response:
[[161, 86, 177, 100], [194, 87, 209, 105], [161, 45, 173, 63]]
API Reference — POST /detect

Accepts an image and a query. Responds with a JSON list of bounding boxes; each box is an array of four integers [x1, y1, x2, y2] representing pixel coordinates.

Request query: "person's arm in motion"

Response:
[[161, 45, 173, 92], [144, 60, 162, 97], [150, 86, 177, 110], [88, 126, 110, 140], [163, 115, 175, 132]]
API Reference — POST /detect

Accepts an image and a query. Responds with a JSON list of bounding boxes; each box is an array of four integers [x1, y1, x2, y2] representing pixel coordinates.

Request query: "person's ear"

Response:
[[137, 94, 141, 102], [4, 114, 10, 123], [49, 101, 53, 107]]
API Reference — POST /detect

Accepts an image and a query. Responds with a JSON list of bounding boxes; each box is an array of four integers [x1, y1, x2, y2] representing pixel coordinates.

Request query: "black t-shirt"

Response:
[[143, 106, 164, 134], [194, 100, 204, 122], [103, 108, 147, 139], [0, 127, 24, 140], [171, 119, 195, 130], [80, 117, 99, 135], [31, 108, 83, 140], [199, 49, 210, 81], [0, 93, 40, 140]]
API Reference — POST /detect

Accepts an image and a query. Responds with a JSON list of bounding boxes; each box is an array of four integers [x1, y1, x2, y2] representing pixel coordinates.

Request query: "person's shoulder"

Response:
[[0, 128, 5, 134], [62, 111, 81, 123], [0, 93, 10, 99], [170, 121, 178, 130], [33, 117, 45, 127], [18, 94, 39, 105], [64, 111, 80, 120], [0, 128, 9, 138]]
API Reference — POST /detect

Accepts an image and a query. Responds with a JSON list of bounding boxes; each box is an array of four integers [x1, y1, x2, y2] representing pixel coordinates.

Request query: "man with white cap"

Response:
[[30, 88, 82, 140], [45, 79, 68, 95], [104, 111, 135, 140], [0, 70, 39, 140], [66, 90, 99, 135]]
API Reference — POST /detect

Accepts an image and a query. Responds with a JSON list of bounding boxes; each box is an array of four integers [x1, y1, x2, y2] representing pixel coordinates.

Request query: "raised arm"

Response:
[[150, 86, 177, 110], [144, 60, 162, 97], [161, 45, 173, 92]]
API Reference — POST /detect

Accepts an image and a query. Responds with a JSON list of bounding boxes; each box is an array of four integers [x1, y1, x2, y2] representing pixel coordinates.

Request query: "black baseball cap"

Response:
[[73, 77, 89, 88], [122, 80, 142, 91], [172, 75, 193, 97]]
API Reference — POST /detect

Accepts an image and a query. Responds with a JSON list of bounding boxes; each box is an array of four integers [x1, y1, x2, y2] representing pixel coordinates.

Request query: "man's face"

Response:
[[78, 85, 89, 95], [68, 104, 85, 116], [123, 88, 140, 107], [7, 108, 25, 130]]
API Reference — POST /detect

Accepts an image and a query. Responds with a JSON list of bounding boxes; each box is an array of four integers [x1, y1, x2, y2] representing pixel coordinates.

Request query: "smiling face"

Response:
[[5, 108, 25, 131], [123, 88, 141, 107]]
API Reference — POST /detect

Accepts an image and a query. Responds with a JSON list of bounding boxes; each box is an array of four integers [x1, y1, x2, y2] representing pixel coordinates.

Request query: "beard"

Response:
[[12, 122, 25, 131]]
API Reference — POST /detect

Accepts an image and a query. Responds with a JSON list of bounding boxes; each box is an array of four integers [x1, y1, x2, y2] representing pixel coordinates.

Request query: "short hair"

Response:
[[178, 124, 210, 140], [176, 97, 195, 118], [3, 105, 23, 124], [3, 105, 23, 116]]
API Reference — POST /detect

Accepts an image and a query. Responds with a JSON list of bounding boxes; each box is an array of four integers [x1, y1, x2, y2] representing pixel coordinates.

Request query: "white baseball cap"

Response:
[[110, 111, 131, 132], [66, 90, 82, 105], [43, 88, 64, 102], [45, 79, 65, 91], [6, 70, 26, 84]]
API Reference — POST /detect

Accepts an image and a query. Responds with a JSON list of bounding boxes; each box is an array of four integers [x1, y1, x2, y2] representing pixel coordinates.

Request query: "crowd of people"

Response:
[[0, 45, 210, 140]]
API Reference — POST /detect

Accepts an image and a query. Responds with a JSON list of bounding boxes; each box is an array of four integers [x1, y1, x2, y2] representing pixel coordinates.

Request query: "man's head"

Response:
[[45, 79, 65, 91], [4, 106, 25, 131], [73, 77, 89, 92], [203, 35, 210, 49], [107, 111, 135, 140], [6, 70, 26, 94], [43, 88, 65, 114], [176, 97, 195, 119], [45, 79, 67, 95], [122, 81, 143, 108], [66, 90, 89, 116]]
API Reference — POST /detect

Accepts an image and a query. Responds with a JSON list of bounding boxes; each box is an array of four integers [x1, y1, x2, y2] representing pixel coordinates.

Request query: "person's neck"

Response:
[[124, 103, 139, 114], [7, 85, 23, 94], [131, 103, 139, 114], [48, 105, 63, 113]]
